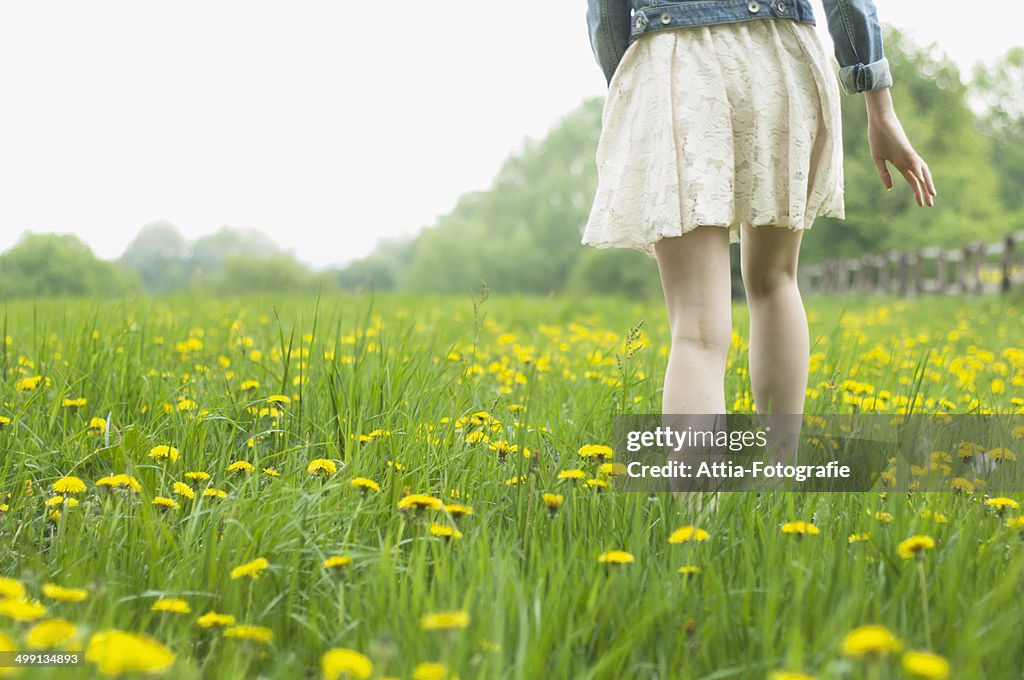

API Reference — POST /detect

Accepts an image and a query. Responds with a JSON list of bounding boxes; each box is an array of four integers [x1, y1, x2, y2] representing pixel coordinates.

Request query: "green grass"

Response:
[[0, 291, 1022, 679]]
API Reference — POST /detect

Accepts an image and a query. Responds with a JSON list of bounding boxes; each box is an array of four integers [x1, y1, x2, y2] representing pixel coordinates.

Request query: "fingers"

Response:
[[922, 162, 937, 200], [910, 159, 935, 207], [874, 157, 893, 191], [900, 167, 924, 207]]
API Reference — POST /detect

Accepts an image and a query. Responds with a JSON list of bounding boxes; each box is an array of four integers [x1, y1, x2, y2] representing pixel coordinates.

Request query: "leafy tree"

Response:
[[336, 236, 415, 292], [119, 221, 189, 293], [209, 254, 330, 295], [398, 97, 605, 295], [972, 47, 1024, 211], [189, 226, 283, 280], [0, 233, 138, 298]]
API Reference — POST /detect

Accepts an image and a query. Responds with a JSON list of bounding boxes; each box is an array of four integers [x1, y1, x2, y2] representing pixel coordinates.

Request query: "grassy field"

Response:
[[1, 291, 1022, 679]]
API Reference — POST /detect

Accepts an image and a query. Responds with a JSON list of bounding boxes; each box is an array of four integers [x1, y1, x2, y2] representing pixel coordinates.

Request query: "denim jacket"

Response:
[[586, 0, 892, 95]]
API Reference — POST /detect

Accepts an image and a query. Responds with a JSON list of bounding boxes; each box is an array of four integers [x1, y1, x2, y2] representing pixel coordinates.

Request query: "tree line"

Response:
[[2, 28, 1021, 300]]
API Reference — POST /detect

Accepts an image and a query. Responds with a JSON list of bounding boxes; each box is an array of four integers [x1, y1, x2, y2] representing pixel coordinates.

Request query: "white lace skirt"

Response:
[[582, 18, 845, 259]]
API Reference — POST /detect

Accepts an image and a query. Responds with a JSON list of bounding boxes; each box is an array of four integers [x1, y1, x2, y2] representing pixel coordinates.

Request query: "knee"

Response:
[[741, 268, 798, 300], [668, 324, 732, 360]]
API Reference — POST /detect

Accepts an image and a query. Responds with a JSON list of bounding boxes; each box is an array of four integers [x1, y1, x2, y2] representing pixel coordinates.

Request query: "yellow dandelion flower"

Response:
[[420, 610, 470, 630], [263, 467, 280, 478], [151, 598, 191, 614], [172, 482, 195, 500], [397, 494, 443, 512], [955, 441, 984, 458], [223, 625, 273, 644], [61, 397, 87, 409], [677, 565, 702, 576], [148, 445, 179, 463], [599, 462, 628, 477], [0, 577, 26, 599], [578, 444, 614, 459], [443, 503, 473, 517], [227, 460, 255, 474], [986, 447, 1016, 461], [897, 535, 935, 560], [15, 375, 43, 391], [203, 488, 227, 499], [52, 476, 86, 494], [430, 523, 464, 540], [848, 533, 871, 544], [842, 624, 900, 658], [321, 648, 373, 680], [85, 630, 175, 675], [950, 477, 974, 493], [196, 612, 236, 628], [769, 673, 816, 680], [412, 662, 449, 680], [358, 428, 392, 442], [901, 650, 950, 679], [42, 583, 88, 603], [323, 555, 353, 569], [464, 430, 489, 445], [267, 394, 291, 405], [489, 440, 519, 459], [0, 598, 47, 621], [1006, 516, 1024, 530], [185, 471, 211, 483], [668, 525, 710, 543], [230, 557, 270, 580], [152, 496, 180, 511], [240, 380, 260, 391], [781, 520, 820, 535], [27, 618, 77, 648], [351, 477, 380, 494], [597, 550, 634, 565], [307, 458, 337, 476], [874, 511, 893, 523], [95, 474, 142, 493], [542, 493, 564, 515], [558, 469, 586, 481], [984, 497, 1020, 512]]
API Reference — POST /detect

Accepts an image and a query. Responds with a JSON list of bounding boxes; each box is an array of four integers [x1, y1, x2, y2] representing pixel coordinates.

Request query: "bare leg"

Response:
[[739, 221, 808, 463], [654, 226, 732, 508]]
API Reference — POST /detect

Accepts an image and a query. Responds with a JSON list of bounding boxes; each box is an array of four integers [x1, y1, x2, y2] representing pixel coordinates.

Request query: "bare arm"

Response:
[[864, 88, 937, 207]]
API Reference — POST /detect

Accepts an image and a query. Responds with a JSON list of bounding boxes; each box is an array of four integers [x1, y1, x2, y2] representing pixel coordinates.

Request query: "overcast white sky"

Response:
[[1, 1, 1020, 268]]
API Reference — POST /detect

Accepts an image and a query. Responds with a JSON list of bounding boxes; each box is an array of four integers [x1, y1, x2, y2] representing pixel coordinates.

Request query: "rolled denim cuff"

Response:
[[837, 57, 893, 94]]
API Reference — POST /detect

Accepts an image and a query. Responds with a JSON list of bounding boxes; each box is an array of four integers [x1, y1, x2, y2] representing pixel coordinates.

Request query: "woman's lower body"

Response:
[[581, 19, 844, 483]]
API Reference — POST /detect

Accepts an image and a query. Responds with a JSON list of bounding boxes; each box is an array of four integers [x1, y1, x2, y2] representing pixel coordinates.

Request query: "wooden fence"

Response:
[[799, 230, 1024, 296]]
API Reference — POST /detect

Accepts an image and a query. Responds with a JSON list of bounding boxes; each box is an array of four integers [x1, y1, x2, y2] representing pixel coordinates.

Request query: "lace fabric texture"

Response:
[[582, 19, 845, 259]]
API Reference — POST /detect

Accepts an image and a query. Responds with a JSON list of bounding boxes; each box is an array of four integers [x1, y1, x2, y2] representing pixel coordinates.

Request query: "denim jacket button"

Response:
[[660, 12, 672, 24], [772, 0, 788, 13], [747, 1, 760, 13]]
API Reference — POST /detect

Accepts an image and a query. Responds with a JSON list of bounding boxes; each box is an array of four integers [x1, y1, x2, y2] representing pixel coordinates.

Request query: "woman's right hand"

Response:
[[865, 88, 937, 207]]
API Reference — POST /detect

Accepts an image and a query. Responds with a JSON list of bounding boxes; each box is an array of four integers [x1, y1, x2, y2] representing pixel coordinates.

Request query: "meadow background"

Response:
[[0, 290, 1022, 679], [1, 20, 1023, 680]]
